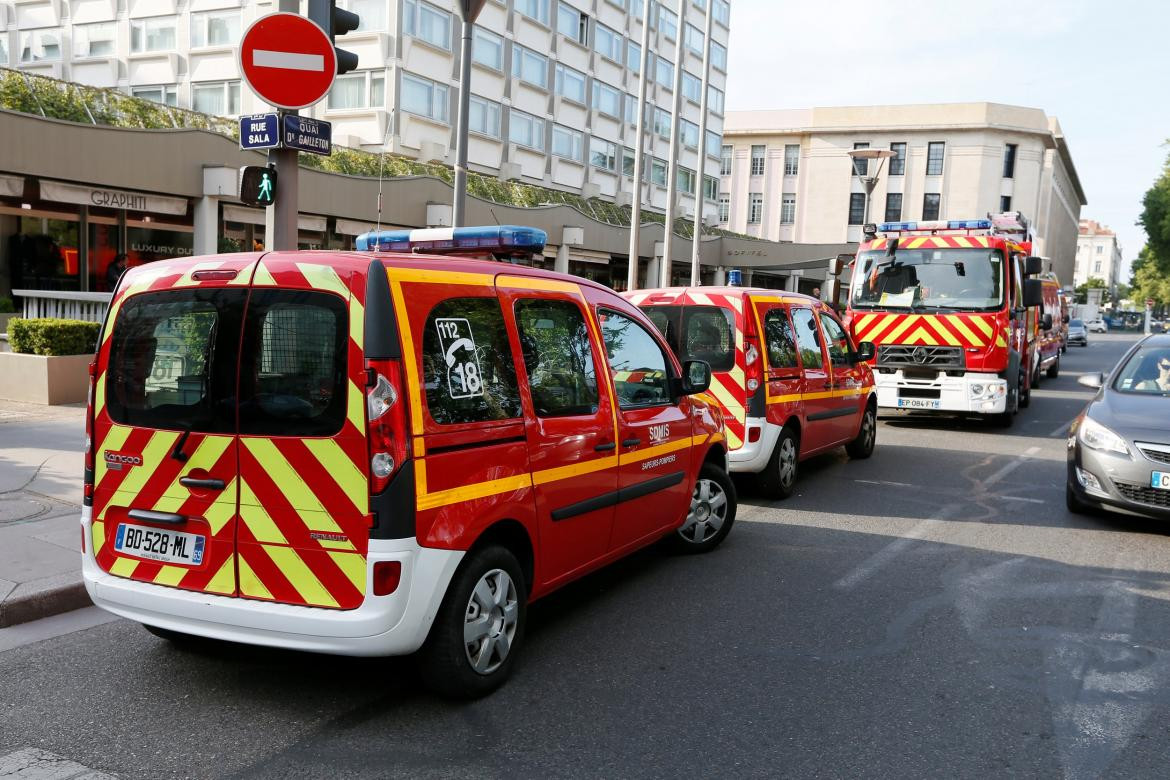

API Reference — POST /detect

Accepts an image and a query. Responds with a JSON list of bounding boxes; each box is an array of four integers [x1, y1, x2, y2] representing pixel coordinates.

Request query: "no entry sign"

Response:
[[238, 13, 337, 110]]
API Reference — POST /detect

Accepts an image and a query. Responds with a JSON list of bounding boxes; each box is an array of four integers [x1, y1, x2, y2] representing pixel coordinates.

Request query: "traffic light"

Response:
[[308, 0, 360, 75], [240, 165, 277, 207]]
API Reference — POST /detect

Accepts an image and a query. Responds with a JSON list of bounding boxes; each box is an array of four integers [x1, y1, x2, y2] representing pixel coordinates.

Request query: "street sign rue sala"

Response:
[[240, 113, 280, 150]]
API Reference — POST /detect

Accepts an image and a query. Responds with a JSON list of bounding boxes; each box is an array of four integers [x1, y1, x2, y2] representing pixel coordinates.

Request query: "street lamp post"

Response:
[[452, 0, 487, 227], [846, 147, 896, 227]]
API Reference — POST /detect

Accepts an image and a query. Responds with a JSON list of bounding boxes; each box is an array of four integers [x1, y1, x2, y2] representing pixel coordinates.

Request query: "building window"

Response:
[[721, 145, 732, 175], [655, 3, 678, 39], [74, 22, 117, 58], [718, 195, 730, 223], [192, 80, 241, 116], [1003, 143, 1018, 179], [713, 0, 730, 25], [344, 0, 387, 31], [889, 142, 906, 176], [926, 142, 945, 175], [1093, 260, 1102, 273], [513, 45, 549, 89], [783, 144, 799, 176], [328, 70, 386, 110], [510, 109, 545, 150], [655, 56, 674, 89], [710, 41, 727, 70], [403, 1, 451, 50], [0, 37, 7, 65], [706, 131, 721, 159], [595, 22, 622, 61], [554, 62, 587, 103], [703, 175, 718, 201], [651, 158, 668, 187], [750, 145, 765, 176], [627, 40, 641, 73], [681, 71, 701, 102], [684, 23, 704, 55], [552, 124, 584, 162], [622, 148, 636, 178], [848, 192, 866, 225], [557, 2, 588, 44], [922, 193, 941, 220], [624, 93, 639, 125], [677, 167, 696, 195], [131, 84, 177, 106], [591, 137, 617, 171], [780, 193, 796, 225], [592, 80, 621, 117], [748, 193, 764, 224], [21, 29, 64, 62], [190, 10, 240, 48], [707, 85, 724, 115], [852, 142, 870, 176], [130, 17, 176, 53], [472, 27, 504, 70], [884, 192, 902, 222], [680, 119, 699, 150], [1096, 245, 1103, 254], [517, 0, 551, 25], [469, 95, 502, 138], [400, 72, 448, 122], [1000, 195, 1012, 213], [653, 107, 671, 139]]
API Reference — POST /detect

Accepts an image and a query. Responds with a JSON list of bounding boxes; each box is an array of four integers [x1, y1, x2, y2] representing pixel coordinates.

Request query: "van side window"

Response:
[[422, 297, 522, 425], [818, 313, 852, 366], [515, 299, 599, 417], [763, 308, 799, 369], [790, 308, 824, 370], [238, 290, 348, 437], [683, 307, 735, 372], [598, 309, 672, 408]]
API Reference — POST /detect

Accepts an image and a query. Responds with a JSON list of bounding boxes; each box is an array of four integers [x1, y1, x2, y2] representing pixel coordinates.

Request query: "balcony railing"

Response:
[[12, 290, 112, 324]]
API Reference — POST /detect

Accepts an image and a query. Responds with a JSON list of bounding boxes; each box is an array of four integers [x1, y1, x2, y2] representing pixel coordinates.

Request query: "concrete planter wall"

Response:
[[0, 352, 92, 405]]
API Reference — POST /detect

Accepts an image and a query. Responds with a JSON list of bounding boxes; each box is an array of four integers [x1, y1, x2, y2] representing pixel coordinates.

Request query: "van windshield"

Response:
[[641, 305, 735, 372], [851, 249, 1004, 312]]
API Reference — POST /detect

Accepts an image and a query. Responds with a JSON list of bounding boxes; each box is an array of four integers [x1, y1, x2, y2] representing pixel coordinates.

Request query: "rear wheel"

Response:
[[1047, 356, 1061, 379], [758, 426, 799, 499], [418, 545, 526, 699], [846, 404, 877, 459], [1018, 367, 1032, 409], [672, 462, 737, 554]]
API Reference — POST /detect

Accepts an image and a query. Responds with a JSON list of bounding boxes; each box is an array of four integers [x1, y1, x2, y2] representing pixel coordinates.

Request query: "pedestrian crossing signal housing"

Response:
[[239, 165, 277, 207], [308, 0, 360, 74]]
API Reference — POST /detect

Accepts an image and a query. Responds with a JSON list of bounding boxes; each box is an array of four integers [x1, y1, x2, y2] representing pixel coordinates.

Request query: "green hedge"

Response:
[[8, 318, 101, 356]]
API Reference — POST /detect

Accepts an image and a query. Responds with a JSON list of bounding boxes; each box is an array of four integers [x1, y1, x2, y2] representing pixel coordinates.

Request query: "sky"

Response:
[[723, 0, 1169, 282]]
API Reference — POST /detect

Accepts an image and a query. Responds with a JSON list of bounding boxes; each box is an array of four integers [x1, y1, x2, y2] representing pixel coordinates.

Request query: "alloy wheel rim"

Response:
[[680, 478, 728, 544], [863, 411, 875, 451], [779, 438, 797, 487], [463, 568, 519, 675]]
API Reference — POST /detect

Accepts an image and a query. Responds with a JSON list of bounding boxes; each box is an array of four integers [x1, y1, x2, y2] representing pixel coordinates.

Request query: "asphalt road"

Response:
[[3, 333, 1168, 780]]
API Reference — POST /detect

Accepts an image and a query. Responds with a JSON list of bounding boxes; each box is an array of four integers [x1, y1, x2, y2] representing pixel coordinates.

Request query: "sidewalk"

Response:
[[0, 399, 91, 627]]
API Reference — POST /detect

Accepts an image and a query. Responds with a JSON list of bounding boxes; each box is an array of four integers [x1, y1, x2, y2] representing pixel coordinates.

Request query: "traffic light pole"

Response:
[[265, 0, 301, 252], [452, 16, 473, 228]]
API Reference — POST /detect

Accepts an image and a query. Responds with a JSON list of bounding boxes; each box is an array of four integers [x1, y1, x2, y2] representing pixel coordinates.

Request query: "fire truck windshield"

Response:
[[851, 248, 1004, 312]]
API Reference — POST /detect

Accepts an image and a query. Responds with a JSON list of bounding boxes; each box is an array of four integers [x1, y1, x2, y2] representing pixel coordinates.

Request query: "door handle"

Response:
[[593, 442, 617, 452], [621, 438, 642, 448], [128, 509, 187, 526], [179, 476, 226, 490]]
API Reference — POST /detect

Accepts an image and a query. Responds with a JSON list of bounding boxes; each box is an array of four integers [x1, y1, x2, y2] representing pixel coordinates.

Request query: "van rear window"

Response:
[[640, 305, 735, 372]]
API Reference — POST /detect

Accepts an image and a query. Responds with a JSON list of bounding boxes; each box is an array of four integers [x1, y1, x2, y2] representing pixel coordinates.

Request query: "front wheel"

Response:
[[846, 404, 877, 459], [758, 425, 799, 499], [1066, 483, 1091, 515], [671, 462, 737, 554], [417, 545, 526, 699], [1047, 356, 1060, 379]]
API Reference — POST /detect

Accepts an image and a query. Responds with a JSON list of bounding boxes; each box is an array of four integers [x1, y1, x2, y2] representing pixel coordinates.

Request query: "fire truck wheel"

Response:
[[671, 462, 737, 554], [1018, 371, 1032, 409], [1047, 356, 1060, 379], [758, 426, 799, 499], [846, 404, 877, 459], [418, 545, 527, 700]]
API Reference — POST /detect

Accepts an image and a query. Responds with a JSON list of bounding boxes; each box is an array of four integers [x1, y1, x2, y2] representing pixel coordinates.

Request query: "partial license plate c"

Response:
[[897, 398, 940, 410], [114, 523, 205, 566], [1152, 471, 1170, 491]]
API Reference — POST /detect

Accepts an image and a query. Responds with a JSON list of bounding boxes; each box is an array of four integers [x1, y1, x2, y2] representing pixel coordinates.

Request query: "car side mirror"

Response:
[[1062, 314, 1070, 324], [1025, 256, 1043, 276], [1023, 278, 1044, 308], [681, 360, 712, 395], [1042, 313, 1053, 330], [854, 341, 876, 362], [1077, 372, 1104, 390]]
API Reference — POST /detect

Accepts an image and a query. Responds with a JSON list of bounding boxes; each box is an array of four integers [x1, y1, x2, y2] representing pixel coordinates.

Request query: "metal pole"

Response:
[[689, 0, 715, 286], [452, 16, 474, 227], [658, 0, 688, 288], [626, 0, 654, 292], [266, 0, 300, 251]]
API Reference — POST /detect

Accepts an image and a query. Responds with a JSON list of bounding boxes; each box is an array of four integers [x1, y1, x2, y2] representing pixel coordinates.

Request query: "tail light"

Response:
[[366, 359, 409, 495], [742, 314, 763, 396], [83, 361, 96, 504], [372, 561, 402, 596]]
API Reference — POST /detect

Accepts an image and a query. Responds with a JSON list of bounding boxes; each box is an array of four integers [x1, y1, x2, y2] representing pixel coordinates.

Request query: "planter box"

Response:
[[0, 352, 92, 405]]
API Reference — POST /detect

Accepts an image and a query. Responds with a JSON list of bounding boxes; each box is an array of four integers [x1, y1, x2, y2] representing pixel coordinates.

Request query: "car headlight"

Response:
[[1078, 416, 1130, 457]]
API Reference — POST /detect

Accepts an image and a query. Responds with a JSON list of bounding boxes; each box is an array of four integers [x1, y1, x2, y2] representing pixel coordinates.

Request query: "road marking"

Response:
[[999, 495, 1046, 504], [253, 50, 325, 71], [983, 445, 1040, 485], [854, 479, 916, 488]]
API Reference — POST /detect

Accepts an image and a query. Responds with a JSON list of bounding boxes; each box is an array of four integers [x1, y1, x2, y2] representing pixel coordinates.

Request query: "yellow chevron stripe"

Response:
[[996, 333, 1007, 348], [239, 479, 288, 544], [227, 259, 257, 285], [153, 565, 187, 587], [100, 272, 165, 345], [349, 298, 365, 350], [852, 313, 876, 335], [117, 430, 180, 497], [262, 545, 339, 607], [726, 428, 743, 450], [906, 236, 930, 249], [92, 521, 106, 555], [497, 275, 580, 293], [346, 380, 365, 434], [903, 326, 939, 345], [971, 316, 994, 338], [952, 236, 972, 248], [706, 374, 746, 424], [171, 261, 228, 288], [945, 316, 984, 347], [95, 425, 133, 488], [94, 372, 106, 418], [860, 313, 899, 343], [880, 315, 919, 345], [973, 236, 989, 248], [110, 557, 138, 577], [205, 556, 236, 595], [924, 316, 962, 347], [242, 438, 327, 514], [618, 437, 693, 466], [303, 438, 367, 515], [327, 551, 367, 594], [417, 473, 532, 511], [238, 553, 273, 600], [252, 260, 278, 286], [151, 435, 233, 513], [296, 263, 350, 298], [203, 477, 237, 535]]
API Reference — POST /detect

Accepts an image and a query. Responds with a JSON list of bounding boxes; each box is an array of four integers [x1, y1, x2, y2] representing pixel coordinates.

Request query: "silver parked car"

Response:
[[1067, 334, 1170, 519], [1066, 318, 1088, 346]]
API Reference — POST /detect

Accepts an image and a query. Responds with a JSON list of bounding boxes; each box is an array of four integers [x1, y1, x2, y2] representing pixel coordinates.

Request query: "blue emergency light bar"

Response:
[[355, 225, 548, 255], [877, 219, 993, 233]]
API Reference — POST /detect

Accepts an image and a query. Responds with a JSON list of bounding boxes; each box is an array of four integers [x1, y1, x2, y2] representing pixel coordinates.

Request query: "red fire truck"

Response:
[[844, 213, 1045, 426]]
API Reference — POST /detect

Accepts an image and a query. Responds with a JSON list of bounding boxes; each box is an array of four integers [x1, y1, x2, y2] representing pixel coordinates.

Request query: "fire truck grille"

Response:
[[1113, 480, 1170, 509], [878, 345, 965, 369]]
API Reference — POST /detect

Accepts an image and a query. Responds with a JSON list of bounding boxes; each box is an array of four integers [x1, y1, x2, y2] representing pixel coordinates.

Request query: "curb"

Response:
[[0, 575, 93, 628]]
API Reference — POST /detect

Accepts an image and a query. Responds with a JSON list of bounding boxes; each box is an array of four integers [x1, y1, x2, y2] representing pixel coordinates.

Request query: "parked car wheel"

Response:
[[671, 462, 737, 554], [845, 403, 877, 459], [758, 425, 799, 499], [1047, 356, 1060, 379]]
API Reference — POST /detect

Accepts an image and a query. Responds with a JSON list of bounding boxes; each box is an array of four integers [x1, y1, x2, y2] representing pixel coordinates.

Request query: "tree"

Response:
[[1138, 145, 1170, 275], [1130, 245, 1170, 312], [1074, 277, 1108, 304]]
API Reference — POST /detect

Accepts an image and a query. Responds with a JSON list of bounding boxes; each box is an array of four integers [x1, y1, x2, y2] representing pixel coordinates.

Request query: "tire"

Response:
[[671, 462, 737, 554], [846, 403, 877, 459], [1018, 368, 1032, 409], [417, 545, 527, 700], [758, 425, 799, 499], [1066, 483, 1090, 515], [1047, 356, 1060, 379]]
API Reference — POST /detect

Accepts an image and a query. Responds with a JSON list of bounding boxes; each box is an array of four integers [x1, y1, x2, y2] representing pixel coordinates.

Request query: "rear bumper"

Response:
[[81, 507, 464, 657], [874, 370, 1007, 414], [728, 417, 780, 473]]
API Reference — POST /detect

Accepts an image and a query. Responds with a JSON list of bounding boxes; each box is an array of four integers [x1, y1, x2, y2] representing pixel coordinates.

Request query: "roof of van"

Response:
[[623, 286, 823, 304]]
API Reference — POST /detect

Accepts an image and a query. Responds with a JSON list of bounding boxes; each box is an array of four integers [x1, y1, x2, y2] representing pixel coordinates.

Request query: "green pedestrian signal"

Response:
[[239, 165, 278, 207]]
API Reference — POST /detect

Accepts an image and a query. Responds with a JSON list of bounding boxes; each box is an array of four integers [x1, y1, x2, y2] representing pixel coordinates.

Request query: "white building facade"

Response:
[[719, 103, 1087, 285], [0, 0, 730, 217], [1074, 219, 1123, 294]]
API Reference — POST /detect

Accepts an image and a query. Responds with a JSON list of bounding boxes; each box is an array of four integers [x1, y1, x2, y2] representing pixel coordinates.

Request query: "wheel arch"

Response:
[[467, 519, 535, 596]]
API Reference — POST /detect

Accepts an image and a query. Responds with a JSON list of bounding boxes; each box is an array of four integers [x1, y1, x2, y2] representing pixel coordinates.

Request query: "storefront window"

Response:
[[126, 224, 193, 265], [12, 216, 80, 291], [89, 221, 122, 292]]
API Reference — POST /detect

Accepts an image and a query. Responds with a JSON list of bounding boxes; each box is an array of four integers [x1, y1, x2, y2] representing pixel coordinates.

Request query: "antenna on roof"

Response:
[[374, 109, 395, 233]]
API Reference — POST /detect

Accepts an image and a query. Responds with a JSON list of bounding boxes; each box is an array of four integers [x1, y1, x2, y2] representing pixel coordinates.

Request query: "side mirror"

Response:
[[1023, 278, 1044, 308], [681, 360, 712, 395], [1077, 372, 1104, 390], [1025, 256, 1043, 276], [854, 341, 876, 362], [1042, 313, 1053, 330], [1062, 313, 1070, 324], [823, 278, 840, 308]]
